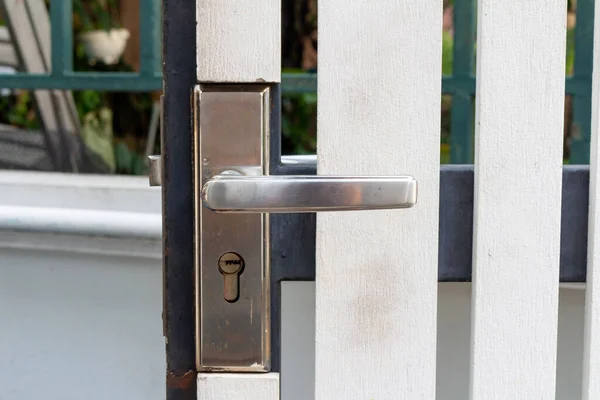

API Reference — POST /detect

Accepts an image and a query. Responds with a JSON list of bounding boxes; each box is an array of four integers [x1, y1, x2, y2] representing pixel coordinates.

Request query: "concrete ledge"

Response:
[[0, 170, 161, 256], [0, 205, 161, 239]]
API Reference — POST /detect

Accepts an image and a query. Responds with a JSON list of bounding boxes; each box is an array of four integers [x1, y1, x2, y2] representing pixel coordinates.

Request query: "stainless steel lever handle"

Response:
[[201, 171, 417, 213]]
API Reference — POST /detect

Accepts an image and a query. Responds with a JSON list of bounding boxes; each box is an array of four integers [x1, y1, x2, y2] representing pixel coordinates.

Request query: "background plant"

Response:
[[72, 0, 121, 32]]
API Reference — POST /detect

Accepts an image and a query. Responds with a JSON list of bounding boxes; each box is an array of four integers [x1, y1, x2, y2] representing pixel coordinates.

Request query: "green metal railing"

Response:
[[281, 0, 596, 165], [447, 0, 476, 165], [0, 0, 594, 164], [1, 2, 313, 93], [1, 0, 162, 91], [570, 0, 595, 164], [439, 0, 595, 164]]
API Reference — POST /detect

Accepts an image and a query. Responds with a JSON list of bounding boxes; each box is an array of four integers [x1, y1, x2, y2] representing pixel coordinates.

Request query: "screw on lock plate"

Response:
[[218, 252, 244, 302]]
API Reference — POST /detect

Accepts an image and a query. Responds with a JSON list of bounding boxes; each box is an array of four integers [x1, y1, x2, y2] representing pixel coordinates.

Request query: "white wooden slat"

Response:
[[195, 1, 280, 398], [197, 374, 279, 400], [196, 0, 280, 82], [469, 1, 566, 398], [582, 0, 600, 396], [315, 1, 442, 398]]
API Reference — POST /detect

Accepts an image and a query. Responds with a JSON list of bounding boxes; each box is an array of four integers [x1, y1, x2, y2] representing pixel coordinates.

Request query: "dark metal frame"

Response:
[[162, 0, 591, 396], [272, 163, 591, 288], [162, 1, 196, 399]]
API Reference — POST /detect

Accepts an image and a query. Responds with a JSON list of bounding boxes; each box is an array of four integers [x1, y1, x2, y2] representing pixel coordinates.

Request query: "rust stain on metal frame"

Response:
[[167, 370, 196, 390]]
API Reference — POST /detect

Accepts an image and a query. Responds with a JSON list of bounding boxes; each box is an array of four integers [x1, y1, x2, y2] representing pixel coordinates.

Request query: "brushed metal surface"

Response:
[[202, 173, 417, 213], [193, 84, 271, 372], [148, 155, 162, 186]]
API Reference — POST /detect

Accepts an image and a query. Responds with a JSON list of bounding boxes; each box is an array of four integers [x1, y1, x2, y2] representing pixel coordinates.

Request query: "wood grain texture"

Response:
[[582, 0, 600, 396], [315, 1, 442, 399], [469, 1, 566, 398], [197, 373, 279, 400], [196, 0, 280, 82]]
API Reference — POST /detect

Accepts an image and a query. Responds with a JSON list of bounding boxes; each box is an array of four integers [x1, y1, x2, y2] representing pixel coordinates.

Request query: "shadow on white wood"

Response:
[[315, 0, 442, 397]]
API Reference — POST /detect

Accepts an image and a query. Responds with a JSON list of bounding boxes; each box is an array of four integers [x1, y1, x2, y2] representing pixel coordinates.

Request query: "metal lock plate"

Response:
[[193, 84, 271, 372]]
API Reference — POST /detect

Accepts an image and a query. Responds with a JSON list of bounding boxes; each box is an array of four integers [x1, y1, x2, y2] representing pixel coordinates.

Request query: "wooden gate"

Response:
[[161, 0, 600, 399]]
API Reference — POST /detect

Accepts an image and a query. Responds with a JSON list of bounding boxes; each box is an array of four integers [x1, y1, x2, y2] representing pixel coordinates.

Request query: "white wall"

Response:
[[0, 249, 164, 400], [0, 171, 164, 400]]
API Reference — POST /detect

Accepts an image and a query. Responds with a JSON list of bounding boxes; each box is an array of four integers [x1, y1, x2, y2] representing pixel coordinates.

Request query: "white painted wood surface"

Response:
[[195, 0, 281, 398], [315, 0, 442, 398], [582, 0, 600, 396], [196, 0, 280, 82], [469, 1, 566, 398], [197, 374, 279, 400]]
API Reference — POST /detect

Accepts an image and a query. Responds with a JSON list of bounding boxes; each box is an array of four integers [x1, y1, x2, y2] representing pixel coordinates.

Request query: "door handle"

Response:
[[202, 171, 417, 213], [151, 83, 420, 373]]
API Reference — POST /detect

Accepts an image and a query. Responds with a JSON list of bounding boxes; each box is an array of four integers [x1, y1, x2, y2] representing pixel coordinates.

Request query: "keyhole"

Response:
[[218, 252, 245, 303]]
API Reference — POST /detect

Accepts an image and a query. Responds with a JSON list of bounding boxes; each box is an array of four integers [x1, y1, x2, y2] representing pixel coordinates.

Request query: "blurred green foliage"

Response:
[[281, 68, 317, 155], [0, 0, 154, 175], [70, 0, 154, 175], [566, 28, 575, 75], [0, 92, 39, 130], [72, 0, 121, 32]]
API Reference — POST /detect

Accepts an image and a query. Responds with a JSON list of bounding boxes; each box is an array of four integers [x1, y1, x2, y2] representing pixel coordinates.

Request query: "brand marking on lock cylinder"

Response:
[[218, 252, 245, 274]]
